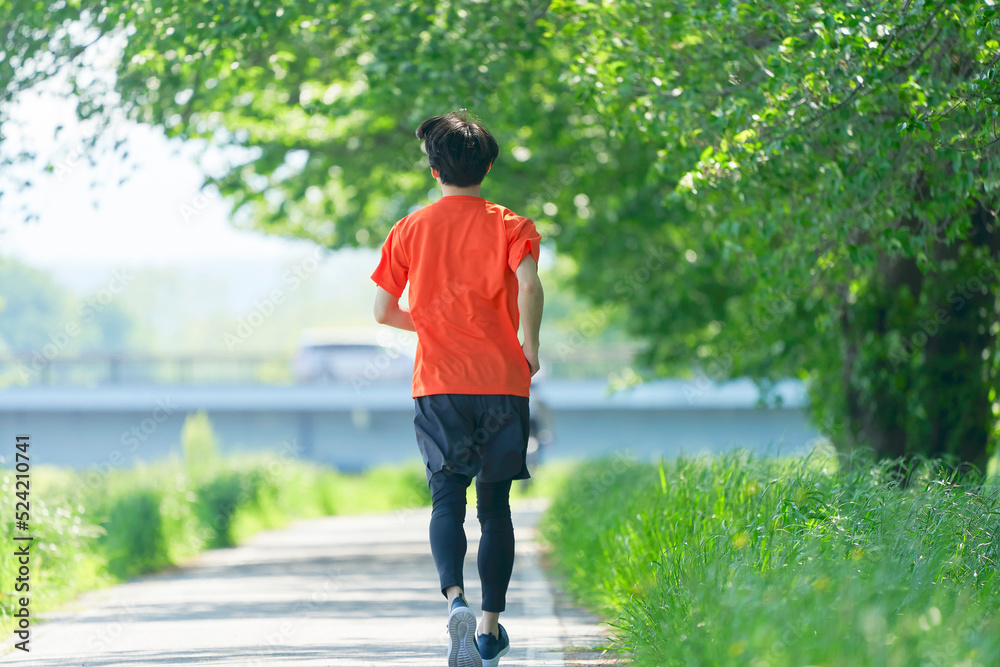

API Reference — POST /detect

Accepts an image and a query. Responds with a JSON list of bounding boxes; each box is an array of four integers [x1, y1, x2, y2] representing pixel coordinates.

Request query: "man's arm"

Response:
[[373, 287, 416, 332], [515, 255, 544, 376]]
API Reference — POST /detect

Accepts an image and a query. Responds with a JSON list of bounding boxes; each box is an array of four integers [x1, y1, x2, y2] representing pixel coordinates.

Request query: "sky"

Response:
[[0, 61, 359, 302], [0, 27, 313, 264], [0, 25, 356, 306]]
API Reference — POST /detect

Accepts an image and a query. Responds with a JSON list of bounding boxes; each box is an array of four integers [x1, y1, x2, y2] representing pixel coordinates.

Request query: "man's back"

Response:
[[371, 194, 540, 398]]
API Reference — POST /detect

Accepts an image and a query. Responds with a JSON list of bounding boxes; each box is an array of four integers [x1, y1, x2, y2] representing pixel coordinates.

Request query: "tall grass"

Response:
[[541, 448, 1000, 666]]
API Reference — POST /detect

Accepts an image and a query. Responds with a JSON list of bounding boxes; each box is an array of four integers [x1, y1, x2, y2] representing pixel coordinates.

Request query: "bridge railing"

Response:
[[0, 345, 647, 387], [0, 354, 295, 387]]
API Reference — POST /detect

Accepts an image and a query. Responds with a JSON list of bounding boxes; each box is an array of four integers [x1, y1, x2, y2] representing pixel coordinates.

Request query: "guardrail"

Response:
[[0, 345, 648, 387], [0, 354, 293, 387]]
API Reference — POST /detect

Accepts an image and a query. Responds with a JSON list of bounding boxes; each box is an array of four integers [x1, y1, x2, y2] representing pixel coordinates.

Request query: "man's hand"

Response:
[[522, 341, 540, 377]]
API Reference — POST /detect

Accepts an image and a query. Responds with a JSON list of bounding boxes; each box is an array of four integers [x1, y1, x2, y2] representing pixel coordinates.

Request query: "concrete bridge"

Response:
[[0, 378, 821, 472]]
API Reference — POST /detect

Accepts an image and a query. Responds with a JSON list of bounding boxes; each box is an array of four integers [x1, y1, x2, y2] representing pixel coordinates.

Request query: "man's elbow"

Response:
[[373, 304, 389, 324], [518, 277, 543, 296]]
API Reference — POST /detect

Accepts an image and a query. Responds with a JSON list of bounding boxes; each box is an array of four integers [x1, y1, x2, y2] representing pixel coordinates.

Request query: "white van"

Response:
[[291, 327, 415, 384]]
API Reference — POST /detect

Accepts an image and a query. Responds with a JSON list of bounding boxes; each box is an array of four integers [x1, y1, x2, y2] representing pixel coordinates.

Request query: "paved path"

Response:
[[1, 500, 609, 666]]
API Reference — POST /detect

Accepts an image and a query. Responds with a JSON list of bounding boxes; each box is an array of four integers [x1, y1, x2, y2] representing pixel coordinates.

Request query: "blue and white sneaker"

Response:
[[447, 595, 482, 667], [476, 623, 510, 667]]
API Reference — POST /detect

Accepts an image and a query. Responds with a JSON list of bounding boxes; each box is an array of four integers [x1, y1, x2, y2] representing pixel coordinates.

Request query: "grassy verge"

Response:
[[540, 448, 1000, 666], [0, 412, 434, 639]]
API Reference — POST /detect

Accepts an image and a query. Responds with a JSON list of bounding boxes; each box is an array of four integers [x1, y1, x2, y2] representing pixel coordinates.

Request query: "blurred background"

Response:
[[0, 5, 826, 474], [0, 147, 818, 471]]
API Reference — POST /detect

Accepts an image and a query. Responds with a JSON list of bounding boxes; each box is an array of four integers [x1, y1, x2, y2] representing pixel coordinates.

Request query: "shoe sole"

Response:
[[481, 643, 509, 667], [447, 607, 482, 667]]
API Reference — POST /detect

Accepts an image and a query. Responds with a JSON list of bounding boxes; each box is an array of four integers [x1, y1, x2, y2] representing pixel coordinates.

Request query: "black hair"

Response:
[[415, 110, 499, 187]]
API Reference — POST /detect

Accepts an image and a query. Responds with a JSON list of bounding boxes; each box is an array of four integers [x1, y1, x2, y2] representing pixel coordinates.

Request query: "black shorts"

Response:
[[413, 393, 531, 484]]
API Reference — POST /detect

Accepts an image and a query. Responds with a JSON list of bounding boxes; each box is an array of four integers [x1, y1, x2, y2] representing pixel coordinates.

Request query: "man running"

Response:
[[371, 110, 544, 667]]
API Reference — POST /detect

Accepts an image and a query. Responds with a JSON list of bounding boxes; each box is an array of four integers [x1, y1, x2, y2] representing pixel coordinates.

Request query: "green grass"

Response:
[[540, 448, 1000, 666], [513, 459, 576, 501]]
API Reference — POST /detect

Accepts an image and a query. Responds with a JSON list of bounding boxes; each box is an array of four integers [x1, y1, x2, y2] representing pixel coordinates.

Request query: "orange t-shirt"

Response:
[[371, 195, 541, 398]]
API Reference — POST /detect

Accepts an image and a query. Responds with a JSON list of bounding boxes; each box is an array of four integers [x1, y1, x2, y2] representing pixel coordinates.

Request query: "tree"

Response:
[[0, 257, 139, 386], [4, 0, 1000, 469], [550, 0, 1000, 471], [0, 258, 75, 352]]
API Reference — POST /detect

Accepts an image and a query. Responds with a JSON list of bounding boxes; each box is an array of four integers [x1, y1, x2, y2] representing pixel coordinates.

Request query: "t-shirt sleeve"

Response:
[[370, 223, 408, 298], [507, 215, 541, 273]]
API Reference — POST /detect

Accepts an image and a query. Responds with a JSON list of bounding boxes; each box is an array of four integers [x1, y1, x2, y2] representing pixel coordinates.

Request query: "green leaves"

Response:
[[547, 0, 1000, 464]]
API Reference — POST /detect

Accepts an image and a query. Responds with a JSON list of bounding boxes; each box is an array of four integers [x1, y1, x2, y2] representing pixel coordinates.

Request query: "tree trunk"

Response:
[[838, 198, 1000, 474], [922, 200, 999, 473], [840, 220, 923, 463]]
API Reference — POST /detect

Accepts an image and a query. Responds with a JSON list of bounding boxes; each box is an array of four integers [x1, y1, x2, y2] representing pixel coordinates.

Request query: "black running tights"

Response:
[[428, 470, 514, 613]]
